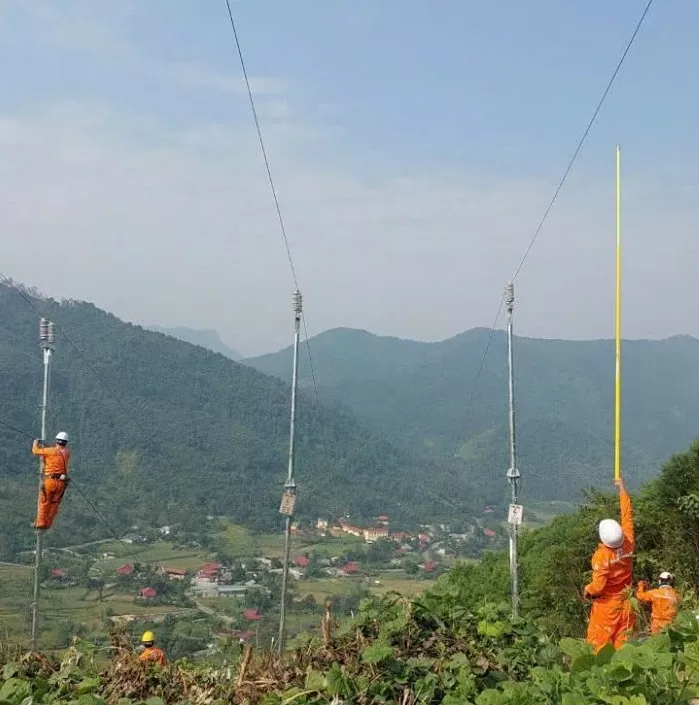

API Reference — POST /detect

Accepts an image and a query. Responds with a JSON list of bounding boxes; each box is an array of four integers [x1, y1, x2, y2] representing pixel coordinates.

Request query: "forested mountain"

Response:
[[146, 325, 241, 360], [0, 284, 459, 559], [247, 327, 699, 501]]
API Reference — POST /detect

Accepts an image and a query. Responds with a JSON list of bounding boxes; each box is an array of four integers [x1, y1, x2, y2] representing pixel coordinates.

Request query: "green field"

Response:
[[0, 563, 197, 651], [298, 573, 435, 603], [88, 541, 213, 574]]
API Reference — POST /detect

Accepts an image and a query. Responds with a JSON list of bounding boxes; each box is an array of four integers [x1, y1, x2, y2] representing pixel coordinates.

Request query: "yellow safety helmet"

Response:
[[141, 631, 155, 644]]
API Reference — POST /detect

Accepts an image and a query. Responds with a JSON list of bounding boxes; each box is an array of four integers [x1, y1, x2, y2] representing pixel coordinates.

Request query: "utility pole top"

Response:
[[39, 319, 56, 349], [505, 282, 515, 314], [292, 290, 303, 318]]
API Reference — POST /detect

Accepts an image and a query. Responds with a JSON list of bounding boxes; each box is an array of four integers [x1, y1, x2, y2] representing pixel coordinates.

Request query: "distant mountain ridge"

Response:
[[246, 327, 699, 502], [0, 288, 464, 559], [147, 325, 242, 360]]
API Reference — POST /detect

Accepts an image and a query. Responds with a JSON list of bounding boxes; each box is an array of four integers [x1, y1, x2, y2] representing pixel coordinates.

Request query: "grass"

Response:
[[89, 542, 213, 575], [297, 573, 435, 603]]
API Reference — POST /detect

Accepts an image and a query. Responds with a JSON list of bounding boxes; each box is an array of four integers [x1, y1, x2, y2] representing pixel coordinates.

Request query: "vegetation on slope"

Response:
[[3, 597, 699, 704], [2, 442, 699, 702], [248, 326, 699, 501], [0, 283, 459, 559]]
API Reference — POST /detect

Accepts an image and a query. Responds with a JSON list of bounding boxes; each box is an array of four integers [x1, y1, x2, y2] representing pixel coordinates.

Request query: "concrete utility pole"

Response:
[[277, 290, 302, 655], [505, 283, 523, 618], [30, 318, 55, 651]]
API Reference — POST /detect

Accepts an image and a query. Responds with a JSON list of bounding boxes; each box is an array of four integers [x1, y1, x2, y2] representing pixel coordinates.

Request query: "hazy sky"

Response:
[[0, 1, 697, 356]]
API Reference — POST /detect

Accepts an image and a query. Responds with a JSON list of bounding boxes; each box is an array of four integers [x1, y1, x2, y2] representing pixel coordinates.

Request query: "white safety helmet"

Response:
[[598, 519, 623, 548], [659, 571, 674, 584], [55, 431, 69, 443]]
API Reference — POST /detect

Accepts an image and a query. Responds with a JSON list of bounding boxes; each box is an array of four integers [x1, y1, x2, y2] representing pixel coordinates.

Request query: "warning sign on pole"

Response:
[[508, 504, 523, 526], [279, 492, 296, 516]]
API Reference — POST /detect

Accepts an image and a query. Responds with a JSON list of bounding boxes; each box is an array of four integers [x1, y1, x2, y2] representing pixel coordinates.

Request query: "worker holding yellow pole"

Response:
[[583, 146, 635, 652]]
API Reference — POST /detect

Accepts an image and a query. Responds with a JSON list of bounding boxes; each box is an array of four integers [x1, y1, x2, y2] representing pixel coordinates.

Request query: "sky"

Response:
[[0, 0, 697, 357]]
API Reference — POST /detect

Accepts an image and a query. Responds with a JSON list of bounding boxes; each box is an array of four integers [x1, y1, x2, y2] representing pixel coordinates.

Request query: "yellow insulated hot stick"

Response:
[[614, 145, 622, 482]]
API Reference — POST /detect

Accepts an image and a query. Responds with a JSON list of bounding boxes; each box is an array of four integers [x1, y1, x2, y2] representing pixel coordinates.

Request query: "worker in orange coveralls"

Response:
[[637, 571, 679, 634], [31, 431, 71, 530], [139, 631, 167, 666], [583, 476, 635, 652]]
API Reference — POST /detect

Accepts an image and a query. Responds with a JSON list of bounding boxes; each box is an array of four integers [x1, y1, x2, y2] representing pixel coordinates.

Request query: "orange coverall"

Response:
[[637, 582, 679, 634], [583, 485, 635, 652], [139, 646, 167, 666], [32, 441, 71, 530]]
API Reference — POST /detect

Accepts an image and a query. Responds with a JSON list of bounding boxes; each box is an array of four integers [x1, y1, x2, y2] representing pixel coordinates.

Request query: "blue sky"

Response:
[[0, 0, 697, 354]]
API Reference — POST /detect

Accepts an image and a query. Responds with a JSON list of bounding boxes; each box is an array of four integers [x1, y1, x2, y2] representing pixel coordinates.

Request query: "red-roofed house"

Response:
[[484, 529, 496, 538], [51, 568, 66, 578], [377, 515, 390, 526], [139, 587, 157, 598], [243, 608, 262, 621], [116, 563, 134, 576], [161, 567, 187, 580], [342, 561, 360, 575], [292, 556, 310, 568], [196, 562, 221, 579], [423, 560, 437, 573]]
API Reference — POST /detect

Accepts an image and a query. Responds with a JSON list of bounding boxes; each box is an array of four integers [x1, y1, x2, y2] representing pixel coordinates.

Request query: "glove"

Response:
[[637, 580, 647, 589]]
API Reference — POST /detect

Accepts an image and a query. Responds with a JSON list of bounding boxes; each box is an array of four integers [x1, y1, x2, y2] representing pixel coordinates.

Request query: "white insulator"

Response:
[[39, 318, 48, 342], [505, 282, 515, 313], [292, 290, 303, 317], [47, 322, 56, 344]]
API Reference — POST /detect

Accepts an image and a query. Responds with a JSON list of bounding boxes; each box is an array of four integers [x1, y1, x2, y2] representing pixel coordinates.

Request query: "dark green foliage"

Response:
[[4, 599, 699, 703], [0, 284, 459, 559], [248, 327, 699, 502], [432, 440, 699, 639]]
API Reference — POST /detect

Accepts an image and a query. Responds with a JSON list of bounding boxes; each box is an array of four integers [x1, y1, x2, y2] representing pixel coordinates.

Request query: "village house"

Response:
[[363, 526, 389, 543], [158, 566, 187, 580]]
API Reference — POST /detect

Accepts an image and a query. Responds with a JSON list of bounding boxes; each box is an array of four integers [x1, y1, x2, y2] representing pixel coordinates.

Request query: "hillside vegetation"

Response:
[[0, 283, 456, 559], [248, 327, 699, 502], [3, 439, 699, 703]]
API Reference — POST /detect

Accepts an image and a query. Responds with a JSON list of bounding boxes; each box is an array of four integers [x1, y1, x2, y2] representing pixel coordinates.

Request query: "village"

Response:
[[19, 509, 506, 653]]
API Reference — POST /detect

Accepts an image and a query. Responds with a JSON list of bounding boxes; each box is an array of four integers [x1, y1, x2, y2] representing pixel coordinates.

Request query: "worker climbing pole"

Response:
[[30, 317, 55, 651]]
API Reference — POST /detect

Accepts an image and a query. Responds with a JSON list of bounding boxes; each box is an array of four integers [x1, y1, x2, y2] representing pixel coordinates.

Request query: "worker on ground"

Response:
[[31, 431, 71, 530], [637, 571, 679, 634], [139, 631, 166, 666], [583, 476, 635, 652]]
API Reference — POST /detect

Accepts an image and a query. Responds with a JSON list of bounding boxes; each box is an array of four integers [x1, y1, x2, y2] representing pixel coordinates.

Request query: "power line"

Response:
[[223, 0, 298, 290], [221, 1, 323, 409], [511, 0, 655, 282], [437, 0, 655, 485]]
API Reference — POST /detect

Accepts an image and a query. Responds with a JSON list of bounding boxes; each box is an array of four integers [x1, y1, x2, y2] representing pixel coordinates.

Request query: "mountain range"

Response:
[[0, 284, 458, 559], [247, 327, 699, 501], [146, 325, 242, 360]]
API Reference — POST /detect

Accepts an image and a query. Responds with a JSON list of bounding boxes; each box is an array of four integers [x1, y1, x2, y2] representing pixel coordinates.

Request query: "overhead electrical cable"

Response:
[[438, 0, 655, 481]]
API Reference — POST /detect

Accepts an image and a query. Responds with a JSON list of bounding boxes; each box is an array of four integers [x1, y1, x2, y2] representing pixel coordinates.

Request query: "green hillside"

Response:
[[247, 327, 699, 500], [0, 284, 458, 559]]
